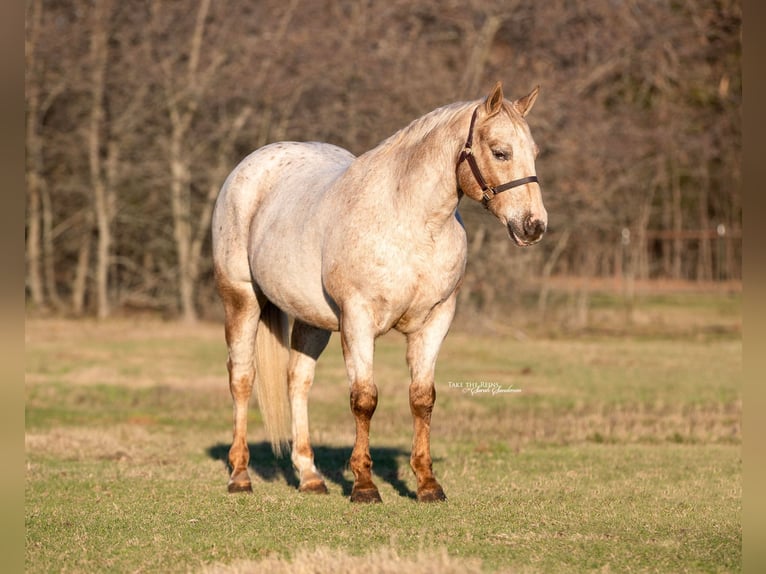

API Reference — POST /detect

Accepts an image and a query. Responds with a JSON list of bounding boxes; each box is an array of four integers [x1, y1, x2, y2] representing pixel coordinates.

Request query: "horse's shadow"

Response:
[[207, 442, 418, 499]]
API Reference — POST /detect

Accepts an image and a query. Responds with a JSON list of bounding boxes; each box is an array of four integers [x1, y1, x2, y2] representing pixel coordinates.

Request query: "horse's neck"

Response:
[[384, 105, 471, 228]]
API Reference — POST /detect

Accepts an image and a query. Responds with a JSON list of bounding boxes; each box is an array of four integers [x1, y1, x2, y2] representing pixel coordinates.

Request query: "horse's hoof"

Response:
[[417, 487, 447, 502], [299, 479, 329, 495], [350, 487, 383, 503], [228, 470, 253, 493], [227, 481, 253, 494]]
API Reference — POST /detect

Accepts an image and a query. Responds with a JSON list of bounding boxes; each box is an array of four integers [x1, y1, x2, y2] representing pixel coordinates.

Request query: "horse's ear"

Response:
[[484, 81, 505, 117], [514, 85, 540, 117]]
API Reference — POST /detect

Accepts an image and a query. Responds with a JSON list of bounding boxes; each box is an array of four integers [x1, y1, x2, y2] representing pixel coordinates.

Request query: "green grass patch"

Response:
[[25, 382, 231, 430], [25, 313, 741, 572], [26, 440, 740, 573]]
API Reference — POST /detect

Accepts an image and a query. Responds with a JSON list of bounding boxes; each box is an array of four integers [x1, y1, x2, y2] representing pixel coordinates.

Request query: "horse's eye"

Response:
[[492, 149, 509, 161]]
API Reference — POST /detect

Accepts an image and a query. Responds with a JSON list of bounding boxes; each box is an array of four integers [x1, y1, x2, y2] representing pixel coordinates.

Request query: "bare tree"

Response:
[[138, 0, 226, 321], [25, 0, 45, 309], [85, 0, 116, 318]]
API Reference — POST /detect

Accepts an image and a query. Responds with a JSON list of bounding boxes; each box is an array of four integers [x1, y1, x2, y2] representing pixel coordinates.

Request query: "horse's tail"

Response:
[[254, 301, 291, 457]]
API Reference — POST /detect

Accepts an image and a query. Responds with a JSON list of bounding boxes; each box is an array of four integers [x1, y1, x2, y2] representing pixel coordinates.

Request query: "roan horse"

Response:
[[212, 81, 547, 503]]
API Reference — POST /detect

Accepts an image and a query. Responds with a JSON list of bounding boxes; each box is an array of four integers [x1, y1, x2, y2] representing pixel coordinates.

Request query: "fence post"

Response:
[[716, 223, 726, 281], [621, 228, 635, 323]]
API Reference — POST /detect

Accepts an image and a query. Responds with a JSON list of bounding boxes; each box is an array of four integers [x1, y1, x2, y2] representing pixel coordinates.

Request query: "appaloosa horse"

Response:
[[212, 81, 547, 502]]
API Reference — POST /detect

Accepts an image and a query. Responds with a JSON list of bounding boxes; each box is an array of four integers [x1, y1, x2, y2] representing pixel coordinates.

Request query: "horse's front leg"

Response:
[[340, 304, 382, 503], [405, 294, 457, 502]]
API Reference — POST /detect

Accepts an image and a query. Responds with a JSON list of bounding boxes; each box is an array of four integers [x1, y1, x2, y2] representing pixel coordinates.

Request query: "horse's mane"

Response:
[[367, 101, 472, 157], [366, 98, 518, 159]]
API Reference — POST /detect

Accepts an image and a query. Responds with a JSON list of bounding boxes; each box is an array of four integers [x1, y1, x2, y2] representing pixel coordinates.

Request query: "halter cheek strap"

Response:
[[457, 106, 539, 207]]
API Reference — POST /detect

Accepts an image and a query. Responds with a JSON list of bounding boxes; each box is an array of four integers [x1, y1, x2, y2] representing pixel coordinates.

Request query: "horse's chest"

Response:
[[410, 248, 464, 297], [376, 243, 466, 331], [322, 219, 467, 332]]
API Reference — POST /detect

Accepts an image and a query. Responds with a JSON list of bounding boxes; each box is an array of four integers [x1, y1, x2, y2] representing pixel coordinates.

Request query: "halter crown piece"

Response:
[[457, 105, 539, 208]]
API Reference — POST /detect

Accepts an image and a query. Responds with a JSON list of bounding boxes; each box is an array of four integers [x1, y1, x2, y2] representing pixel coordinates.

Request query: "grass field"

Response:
[[25, 292, 742, 572]]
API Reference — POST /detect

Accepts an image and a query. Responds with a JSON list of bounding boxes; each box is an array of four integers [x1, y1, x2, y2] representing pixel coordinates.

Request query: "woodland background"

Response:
[[24, 0, 742, 325]]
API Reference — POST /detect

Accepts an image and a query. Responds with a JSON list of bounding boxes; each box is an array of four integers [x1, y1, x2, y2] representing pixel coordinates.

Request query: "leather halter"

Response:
[[457, 105, 539, 207]]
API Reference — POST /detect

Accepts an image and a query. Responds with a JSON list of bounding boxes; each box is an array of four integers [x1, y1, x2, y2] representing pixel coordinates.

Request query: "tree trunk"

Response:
[[697, 161, 713, 281], [164, 0, 212, 323], [41, 184, 63, 309], [72, 223, 92, 315], [25, 0, 45, 309], [573, 249, 597, 330], [661, 182, 672, 278], [671, 159, 683, 280], [537, 228, 571, 318], [635, 184, 656, 281], [194, 111, 253, 285], [88, 0, 114, 319], [170, 132, 196, 323], [26, 174, 44, 308]]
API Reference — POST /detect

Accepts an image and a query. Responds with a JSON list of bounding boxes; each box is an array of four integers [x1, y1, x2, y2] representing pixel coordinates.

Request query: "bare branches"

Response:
[[25, 0, 742, 319]]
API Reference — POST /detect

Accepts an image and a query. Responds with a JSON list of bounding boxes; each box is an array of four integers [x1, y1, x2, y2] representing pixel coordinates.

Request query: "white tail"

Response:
[[254, 302, 292, 457]]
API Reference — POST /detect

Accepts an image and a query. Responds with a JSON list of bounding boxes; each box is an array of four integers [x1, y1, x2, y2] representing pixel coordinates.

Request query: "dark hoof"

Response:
[[350, 487, 383, 503], [299, 479, 329, 495], [417, 487, 447, 502], [228, 470, 252, 493], [227, 481, 253, 494]]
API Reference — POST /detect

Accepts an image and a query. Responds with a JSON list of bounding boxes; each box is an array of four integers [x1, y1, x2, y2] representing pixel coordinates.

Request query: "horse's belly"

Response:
[[266, 281, 340, 331], [250, 241, 340, 331]]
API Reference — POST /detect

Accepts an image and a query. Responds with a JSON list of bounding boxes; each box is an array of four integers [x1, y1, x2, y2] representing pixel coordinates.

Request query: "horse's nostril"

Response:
[[524, 217, 546, 240]]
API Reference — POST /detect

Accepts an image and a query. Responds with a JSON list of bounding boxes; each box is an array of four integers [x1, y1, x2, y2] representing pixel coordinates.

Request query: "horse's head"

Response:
[[457, 82, 547, 247]]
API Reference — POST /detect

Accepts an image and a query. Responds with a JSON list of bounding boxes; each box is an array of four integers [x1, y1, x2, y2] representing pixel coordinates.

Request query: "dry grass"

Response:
[[25, 313, 742, 446], [202, 546, 483, 574], [25, 317, 225, 389]]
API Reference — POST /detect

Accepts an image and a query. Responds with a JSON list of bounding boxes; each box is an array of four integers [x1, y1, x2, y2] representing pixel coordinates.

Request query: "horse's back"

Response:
[[214, 141, 354, 233], [212, 142, 354, 286]]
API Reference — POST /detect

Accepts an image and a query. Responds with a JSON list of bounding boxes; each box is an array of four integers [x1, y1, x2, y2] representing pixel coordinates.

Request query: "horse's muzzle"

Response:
[[523, 216, 546, 242], [509, 216, 546, 246]]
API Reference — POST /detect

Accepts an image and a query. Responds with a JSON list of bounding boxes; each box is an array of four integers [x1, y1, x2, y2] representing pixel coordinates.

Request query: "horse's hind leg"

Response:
[[288, 321, 331, 494], [217, 273, 261, 493], [405, 295, 457, 502]]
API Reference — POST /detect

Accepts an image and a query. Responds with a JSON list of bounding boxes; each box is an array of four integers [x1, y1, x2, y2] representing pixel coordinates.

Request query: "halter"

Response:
[[457, 105, 539, 207]]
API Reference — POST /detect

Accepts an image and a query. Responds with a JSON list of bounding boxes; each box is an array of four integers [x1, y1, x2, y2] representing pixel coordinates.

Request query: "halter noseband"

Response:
[[457, 105, 539, 207]]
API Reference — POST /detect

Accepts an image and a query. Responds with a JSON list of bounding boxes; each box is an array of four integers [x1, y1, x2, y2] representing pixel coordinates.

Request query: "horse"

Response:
[[211, 81, 547, 503]]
